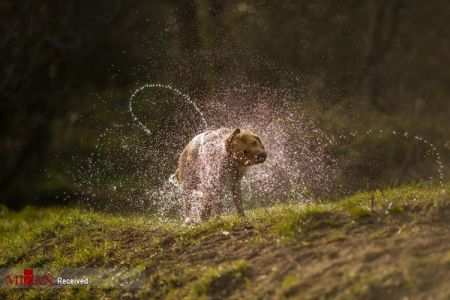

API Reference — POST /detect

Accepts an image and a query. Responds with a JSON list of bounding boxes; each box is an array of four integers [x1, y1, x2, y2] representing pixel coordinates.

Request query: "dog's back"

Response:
[[176, 128, 230, 190]]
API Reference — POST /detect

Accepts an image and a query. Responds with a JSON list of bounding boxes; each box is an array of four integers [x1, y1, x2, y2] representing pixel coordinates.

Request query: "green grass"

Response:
[[173, 260, 249, 299], [0, 207, 158, 267], [244, 183, 448, 237], [1, 183, 448, 267], [0, 183, 448, 299]]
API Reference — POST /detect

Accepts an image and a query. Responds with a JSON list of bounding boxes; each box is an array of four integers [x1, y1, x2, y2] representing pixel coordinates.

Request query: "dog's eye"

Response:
[[253, 141, 258, 146]]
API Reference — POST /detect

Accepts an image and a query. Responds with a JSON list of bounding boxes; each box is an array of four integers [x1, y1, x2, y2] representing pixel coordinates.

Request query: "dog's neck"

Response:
[[224, 155, 246, 179]]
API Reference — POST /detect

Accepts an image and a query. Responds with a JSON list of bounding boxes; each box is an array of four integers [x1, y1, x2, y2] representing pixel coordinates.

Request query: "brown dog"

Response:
[[176, 128, 267, 223]]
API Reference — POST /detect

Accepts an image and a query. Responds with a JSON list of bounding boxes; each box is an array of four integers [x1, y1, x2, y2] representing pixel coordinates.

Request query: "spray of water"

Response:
[[199, 85, 334, 209], [410, 133, 444, 187], [342, 129, 445, 188], [127, 83, 334, 217], [73, 82, 445, 219], [129, 83, 208, 134]]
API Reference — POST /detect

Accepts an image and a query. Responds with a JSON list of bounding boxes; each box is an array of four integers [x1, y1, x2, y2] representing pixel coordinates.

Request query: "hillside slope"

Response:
[[1, 184, 449, 299]]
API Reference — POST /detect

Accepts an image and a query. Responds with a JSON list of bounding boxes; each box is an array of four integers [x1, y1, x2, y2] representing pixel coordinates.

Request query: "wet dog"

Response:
[[176, 128, 267, 223]]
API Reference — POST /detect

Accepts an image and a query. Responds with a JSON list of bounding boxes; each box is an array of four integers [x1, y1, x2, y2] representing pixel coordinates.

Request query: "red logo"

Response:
[[5, 269, 53, 287]]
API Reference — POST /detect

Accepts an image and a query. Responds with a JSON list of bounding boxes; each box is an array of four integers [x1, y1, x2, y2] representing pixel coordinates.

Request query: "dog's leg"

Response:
[[200, 185, 222, 221], [200, 201, 213, 221], [213, 199, 224, 216], [200, 189, 215, 220], [231, 181, 245, 216], [181, 188, 192, 224], [184, 197, 192, 223]]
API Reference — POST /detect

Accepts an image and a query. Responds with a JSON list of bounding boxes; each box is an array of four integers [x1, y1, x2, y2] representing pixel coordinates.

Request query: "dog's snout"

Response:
[[257, 152, 267, 163]]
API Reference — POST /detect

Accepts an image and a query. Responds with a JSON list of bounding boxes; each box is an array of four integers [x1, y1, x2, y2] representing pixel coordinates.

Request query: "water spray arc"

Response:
[[348, 129, 445, 188], [129, 83, 208, 135]]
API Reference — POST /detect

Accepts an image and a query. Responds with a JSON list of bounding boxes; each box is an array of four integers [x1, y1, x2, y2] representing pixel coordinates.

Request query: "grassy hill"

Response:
[[1, 184, 449, 299]]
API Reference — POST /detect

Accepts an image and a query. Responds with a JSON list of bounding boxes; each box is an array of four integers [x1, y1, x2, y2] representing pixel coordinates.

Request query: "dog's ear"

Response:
[[254, 135, 264, 149], [225, 128, 241, 152]]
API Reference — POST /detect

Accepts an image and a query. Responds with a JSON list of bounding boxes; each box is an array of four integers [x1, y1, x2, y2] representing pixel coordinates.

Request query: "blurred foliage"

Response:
[[0, 0, 449, 208]]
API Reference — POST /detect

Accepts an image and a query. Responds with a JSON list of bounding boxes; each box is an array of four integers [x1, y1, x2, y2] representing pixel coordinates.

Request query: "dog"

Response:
[[176, 128, 267, 223]]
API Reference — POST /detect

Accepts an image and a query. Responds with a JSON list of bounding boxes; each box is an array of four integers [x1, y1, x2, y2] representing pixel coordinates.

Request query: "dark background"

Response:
[[1, 0, 449, 209]]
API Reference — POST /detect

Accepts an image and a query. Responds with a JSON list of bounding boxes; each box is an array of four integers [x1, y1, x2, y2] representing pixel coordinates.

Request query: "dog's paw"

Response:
[[183, 217, 200, 226], [183, 217, 192, 226]]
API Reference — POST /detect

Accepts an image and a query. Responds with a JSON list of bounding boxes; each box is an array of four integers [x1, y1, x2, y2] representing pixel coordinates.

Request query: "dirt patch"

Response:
[[100, 201, 450, 299], [3, 198, 450, 299]]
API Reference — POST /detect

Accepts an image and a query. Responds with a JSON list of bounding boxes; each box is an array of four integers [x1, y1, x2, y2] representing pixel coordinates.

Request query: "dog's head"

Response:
[[225, 128, 267, 166]]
